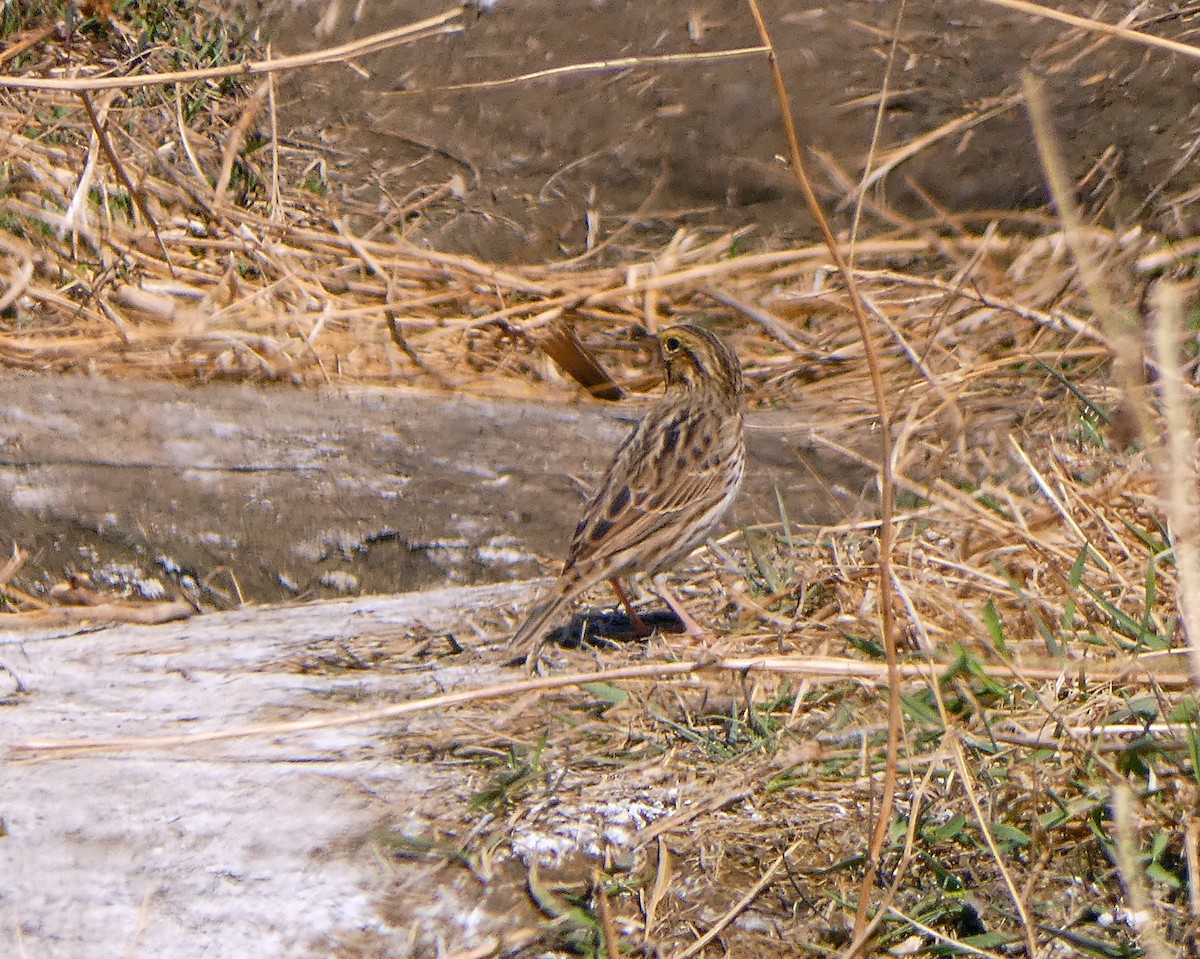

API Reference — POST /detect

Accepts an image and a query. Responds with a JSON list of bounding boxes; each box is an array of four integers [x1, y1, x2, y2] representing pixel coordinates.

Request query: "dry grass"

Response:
[[6, 2, 1200, 957]]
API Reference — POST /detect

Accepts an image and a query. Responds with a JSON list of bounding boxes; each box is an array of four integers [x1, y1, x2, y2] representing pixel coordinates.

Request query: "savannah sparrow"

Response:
[[511, 324, 746, 666]]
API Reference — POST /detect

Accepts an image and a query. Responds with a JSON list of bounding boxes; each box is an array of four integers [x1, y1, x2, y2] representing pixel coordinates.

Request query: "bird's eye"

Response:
[[664, 336, 682, 352]]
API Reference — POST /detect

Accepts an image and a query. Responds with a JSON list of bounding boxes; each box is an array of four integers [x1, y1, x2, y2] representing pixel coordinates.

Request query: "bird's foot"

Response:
[[652, 574, 712, 642]]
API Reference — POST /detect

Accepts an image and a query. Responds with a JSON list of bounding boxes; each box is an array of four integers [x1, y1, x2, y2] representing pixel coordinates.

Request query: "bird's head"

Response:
[[656, 324, 744, 401]]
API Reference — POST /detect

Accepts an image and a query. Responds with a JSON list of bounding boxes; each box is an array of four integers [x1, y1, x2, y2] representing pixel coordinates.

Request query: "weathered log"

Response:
[[0, 373, 873, 606], [0, 584, 543, 957]]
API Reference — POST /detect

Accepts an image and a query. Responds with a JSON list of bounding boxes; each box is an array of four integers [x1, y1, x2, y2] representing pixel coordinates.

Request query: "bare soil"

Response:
[[259, 0, 1200, 260]]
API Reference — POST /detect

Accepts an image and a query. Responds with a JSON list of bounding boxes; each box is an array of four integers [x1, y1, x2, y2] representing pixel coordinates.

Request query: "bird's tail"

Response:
[[509, 596, 567, 664], [509, 573, 591, 668]]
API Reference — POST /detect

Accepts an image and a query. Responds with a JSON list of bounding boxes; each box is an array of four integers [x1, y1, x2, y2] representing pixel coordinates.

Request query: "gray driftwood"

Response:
[[0, 583, 541, 958]]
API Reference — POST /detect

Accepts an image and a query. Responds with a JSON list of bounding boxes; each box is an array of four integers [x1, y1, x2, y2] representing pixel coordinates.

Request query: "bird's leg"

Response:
[[609, 578, 652, 637], [651, 574, 709, 641]]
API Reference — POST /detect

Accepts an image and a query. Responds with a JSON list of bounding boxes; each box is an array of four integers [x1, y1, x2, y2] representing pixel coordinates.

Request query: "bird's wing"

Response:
[[564, 401, 739, 574]]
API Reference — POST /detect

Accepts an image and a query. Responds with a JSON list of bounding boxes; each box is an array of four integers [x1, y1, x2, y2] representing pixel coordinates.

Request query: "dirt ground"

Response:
[[255, 0, 1200, 261]]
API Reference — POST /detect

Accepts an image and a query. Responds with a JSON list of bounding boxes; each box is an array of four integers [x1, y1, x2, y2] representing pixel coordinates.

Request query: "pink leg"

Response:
[[651, 575, 710, 641], [609, 578, 652, 637]]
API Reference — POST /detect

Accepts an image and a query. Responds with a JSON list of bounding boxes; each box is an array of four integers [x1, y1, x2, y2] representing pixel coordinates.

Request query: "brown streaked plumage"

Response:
[[511, 324, 746, 667]]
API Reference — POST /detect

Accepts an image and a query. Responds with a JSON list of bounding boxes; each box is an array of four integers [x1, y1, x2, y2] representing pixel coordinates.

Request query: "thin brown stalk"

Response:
[[889, 569, 1040, 957], [213, 79, 270, 209], [77, 91, 171, 269], [266, 49, 282, 222], [0, 11, 464, 91], [949, 736, 1039, 957], [885, 906, 1008, 959], [1022, 73, 1156, 446], [980, 0, 1200, 61], [673, 837, 805, 959], [388, 45, 772, 96], [1111, 785, 1176, 959], [14, 650, 1186, 754], [1186, 818, 1200, 918], [733, 9, 900, 943], [1149, 281, 1200, 687], [699, 284, 816, 357], [857, 96, 1021, 194], [850, 0, 905, 253], [0, 24, 56, 66]]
